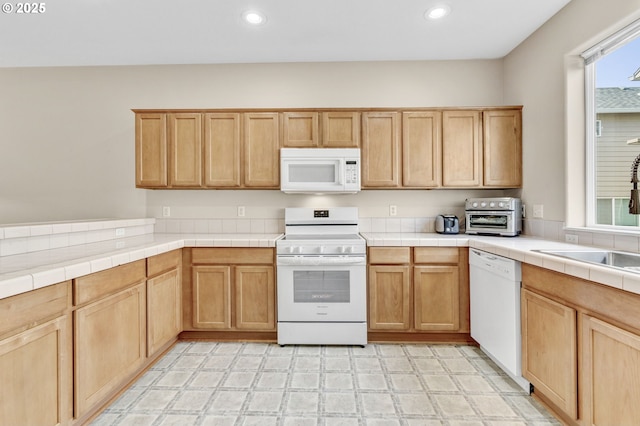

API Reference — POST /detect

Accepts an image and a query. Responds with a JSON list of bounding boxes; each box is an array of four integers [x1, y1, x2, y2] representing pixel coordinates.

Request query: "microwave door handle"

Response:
[[336, 162, 343, 185]]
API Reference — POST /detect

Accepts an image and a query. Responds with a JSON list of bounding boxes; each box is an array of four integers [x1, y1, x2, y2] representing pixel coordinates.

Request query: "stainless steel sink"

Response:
[[534, 249, 640, 272]]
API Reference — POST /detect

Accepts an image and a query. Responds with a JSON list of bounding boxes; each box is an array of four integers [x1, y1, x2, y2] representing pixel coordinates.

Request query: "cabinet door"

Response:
[[75, 283, 146, 417], [368, 265, 411, 330], [243, 113, 280, 187], [581, 315, 640, 426], [322, 112, 360, 147], [483, 109, 522, 187], [282, 112, 319, 147], [442, 110, 482, 187], [362, 112, 401, 187], [135, 113, 167, 187], [204, 112, 241, 187], [521, 289, 577, 419], [0, 315, 71, 426], [414, 266, 459, 331], [147, 268, 181, 356], [235, 266, 275, 330], [402, 111, 442, 187], [192, 266, 231, 329], [168, 113, 202, 187]]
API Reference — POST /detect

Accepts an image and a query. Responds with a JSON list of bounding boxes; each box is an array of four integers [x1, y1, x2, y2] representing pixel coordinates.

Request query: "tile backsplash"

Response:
[[0, 219, 155, 257]]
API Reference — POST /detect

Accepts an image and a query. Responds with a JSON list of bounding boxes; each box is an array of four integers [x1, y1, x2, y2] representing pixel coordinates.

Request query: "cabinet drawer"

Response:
[[0, 281, 71, 338], [74, 260, 146, 306], [368, 247, 411, 264], [191, 248, 274, 265], [147, 249, 181, 277], [414, 247, 459, 264]]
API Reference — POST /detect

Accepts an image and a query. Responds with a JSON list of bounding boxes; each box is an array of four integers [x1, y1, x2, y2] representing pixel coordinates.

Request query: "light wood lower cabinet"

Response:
[[368, 247, 468, 336], [147, 250, 182, 356], [74, 283, 146, 417], [521, 288, 577, 420], [0, 315, 72, 426], [581, 315, 640, 426], [0, 281, 72, 426], [190, 248, 276, 331], [368, 264, 411, 330]]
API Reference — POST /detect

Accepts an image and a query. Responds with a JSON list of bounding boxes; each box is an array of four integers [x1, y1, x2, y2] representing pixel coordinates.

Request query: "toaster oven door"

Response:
[[466, 211, 514, 234]]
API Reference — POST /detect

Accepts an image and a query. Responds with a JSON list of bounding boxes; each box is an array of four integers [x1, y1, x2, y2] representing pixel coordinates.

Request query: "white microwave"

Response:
[[280, 148, 361, 194]]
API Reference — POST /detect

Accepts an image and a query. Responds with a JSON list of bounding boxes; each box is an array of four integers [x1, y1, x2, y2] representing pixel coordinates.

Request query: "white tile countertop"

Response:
[[3, 228, 640, 301], [0, 232, 283, 300]]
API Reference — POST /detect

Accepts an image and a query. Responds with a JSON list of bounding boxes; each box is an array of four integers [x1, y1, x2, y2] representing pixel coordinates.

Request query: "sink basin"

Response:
[[534, 249, 640, 273]]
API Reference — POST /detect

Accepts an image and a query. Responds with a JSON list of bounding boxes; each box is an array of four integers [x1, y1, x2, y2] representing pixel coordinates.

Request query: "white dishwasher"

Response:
[[469, 248, 530, 392]]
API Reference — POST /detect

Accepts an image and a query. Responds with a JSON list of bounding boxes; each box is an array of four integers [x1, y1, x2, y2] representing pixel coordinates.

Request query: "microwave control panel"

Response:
[[345, 160, 359, 184]]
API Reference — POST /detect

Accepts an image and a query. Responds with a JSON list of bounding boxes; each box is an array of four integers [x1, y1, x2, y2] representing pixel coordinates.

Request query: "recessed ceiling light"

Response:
[[425, 5, 451, 20], [242, 10, 266, 25]]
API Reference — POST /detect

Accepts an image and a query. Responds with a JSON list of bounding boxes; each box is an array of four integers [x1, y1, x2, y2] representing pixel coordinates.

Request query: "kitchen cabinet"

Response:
[[147, 250, 182, 357], [322, 111, 360, 147], [74, 261, 147, 418], [483, 109, 522, 187], [168, 112, 202, 187], [282, 111, 319, 147], [402, 111, 442, 187], [522, 263, 640, 425], [413, 248, 460, 331], [368, 261, 411, 330], [362, 111, 401, 187], [368, 247, 469, 338], [203, 112, 241, 187], [521, 288, 577, 420], [0, 282, 72, 426], [135, 112, 167, 188], [190, 248, 275, 331], [581, 315, 640, 426], [243, 112, 280, 188], [442, 110, 482, 187]]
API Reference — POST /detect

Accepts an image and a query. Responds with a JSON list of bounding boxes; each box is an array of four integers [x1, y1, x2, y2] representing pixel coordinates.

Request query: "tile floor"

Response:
[[91, 342, 560, 426]]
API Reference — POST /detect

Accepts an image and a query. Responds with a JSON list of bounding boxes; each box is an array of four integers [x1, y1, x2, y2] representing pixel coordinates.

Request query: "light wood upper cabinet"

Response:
[[442, 110, 482, 187], [204, 112, 241, 187], [362, 112, 401, 187], [521, 288, 578, 420], [282, 112, 319, 147], [322, 111, 360, 147], [243, 113, 280, 188], [135, 113, 167, 188], [402, 111, 442, 188], [581, 315, 640, 426], [483, 109, 522, 187], [168, 113, 202, 187]]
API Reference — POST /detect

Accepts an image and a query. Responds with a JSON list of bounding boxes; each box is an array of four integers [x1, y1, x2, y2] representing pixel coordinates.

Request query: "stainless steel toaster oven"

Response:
[[465, 197, 522, 237]]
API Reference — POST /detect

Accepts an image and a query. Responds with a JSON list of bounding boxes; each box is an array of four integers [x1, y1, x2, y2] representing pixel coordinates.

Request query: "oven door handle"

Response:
[[277, 256, 366, 266]]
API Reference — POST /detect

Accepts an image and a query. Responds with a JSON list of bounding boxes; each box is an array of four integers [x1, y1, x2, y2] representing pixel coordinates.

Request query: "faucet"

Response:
[[630, 153, 640, 214]]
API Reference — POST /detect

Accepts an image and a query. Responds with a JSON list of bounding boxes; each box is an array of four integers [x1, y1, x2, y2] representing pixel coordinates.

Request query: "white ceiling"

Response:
[[0, 0, 571, 68]]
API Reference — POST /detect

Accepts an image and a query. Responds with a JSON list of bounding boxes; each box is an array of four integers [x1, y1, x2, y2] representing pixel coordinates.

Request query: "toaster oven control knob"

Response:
[[480, 202, 487, 207], [498, 201, 505, 208], [471, 201, 478, 208], [489, 202, 495, 208]]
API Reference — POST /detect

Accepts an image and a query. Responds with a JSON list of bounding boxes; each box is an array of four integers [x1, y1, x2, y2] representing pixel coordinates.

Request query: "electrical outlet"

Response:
[[162, 206, 171, 217], [115, 228, 125, 237], [533, 204, 544, 218], [521, 204, 526, 218], [389, 205, 397, 216], [565, 234, 579, 244], [237, 206, 245, 217]]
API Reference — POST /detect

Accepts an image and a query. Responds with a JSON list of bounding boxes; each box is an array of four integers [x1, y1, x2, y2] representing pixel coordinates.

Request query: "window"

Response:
[[583, 21, 640, 228]]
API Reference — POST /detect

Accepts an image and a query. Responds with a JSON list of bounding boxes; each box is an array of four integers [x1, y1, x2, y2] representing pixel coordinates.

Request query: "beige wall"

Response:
[[0, 60, 508, 224], [504, 0, 640, 224]]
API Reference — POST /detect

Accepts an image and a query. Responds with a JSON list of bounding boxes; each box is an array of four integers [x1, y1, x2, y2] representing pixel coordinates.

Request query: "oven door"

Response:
[[277, 257, 366, 322], [465, 211, 515, 235]]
